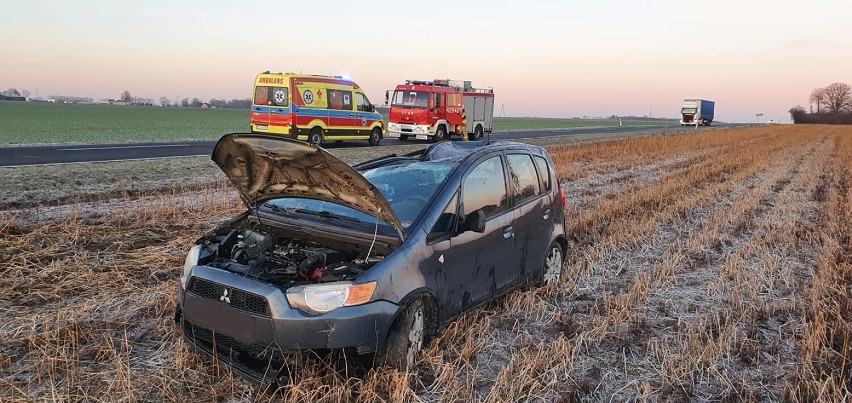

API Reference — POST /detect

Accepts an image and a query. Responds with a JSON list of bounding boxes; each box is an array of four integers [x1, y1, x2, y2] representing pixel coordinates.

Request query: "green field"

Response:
[[0, 100, 672, 145]]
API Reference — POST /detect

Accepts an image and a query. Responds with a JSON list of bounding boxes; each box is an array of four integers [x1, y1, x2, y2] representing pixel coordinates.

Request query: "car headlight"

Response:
[[286, 281, 377, 315], [180, 245, 201, 289]]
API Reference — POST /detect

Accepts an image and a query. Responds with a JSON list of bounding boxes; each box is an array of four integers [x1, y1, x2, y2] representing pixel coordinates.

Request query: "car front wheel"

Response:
[[433, 125, 447, 143], [372, 298, 426, 371], [368, 127, 382, 146]]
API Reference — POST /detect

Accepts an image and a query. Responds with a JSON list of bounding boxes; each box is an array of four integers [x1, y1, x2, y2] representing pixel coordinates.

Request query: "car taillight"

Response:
[[559, 189, 567, 206]]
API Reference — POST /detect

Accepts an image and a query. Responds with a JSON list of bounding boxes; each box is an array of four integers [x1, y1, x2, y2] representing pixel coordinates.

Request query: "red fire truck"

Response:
[[385, 79, 494, 142]]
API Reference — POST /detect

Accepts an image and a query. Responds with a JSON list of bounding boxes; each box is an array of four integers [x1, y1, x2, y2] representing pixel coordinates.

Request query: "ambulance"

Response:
[[250, 72, 385, 146]]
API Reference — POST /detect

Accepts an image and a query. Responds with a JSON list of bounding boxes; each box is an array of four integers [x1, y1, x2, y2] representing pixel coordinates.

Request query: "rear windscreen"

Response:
[[254, 86, 289, 106]]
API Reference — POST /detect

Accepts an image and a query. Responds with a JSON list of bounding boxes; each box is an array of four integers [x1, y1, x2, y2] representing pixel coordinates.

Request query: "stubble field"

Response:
[[0, 125, 849, 402]]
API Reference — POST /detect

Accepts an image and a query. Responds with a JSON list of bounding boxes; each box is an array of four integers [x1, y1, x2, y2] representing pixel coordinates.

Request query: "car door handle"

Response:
[[542, 208, 551, 220], [502, 226, 514, 239]]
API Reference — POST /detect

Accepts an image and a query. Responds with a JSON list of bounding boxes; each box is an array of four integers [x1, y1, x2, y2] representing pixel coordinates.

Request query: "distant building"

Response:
[[0, 94, 26, 101]]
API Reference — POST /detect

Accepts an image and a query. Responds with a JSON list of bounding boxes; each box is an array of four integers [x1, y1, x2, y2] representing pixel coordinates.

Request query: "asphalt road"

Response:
[[0, 124, 719, 167]]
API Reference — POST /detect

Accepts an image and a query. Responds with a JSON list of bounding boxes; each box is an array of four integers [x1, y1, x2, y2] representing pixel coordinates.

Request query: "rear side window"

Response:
[[507, 154, 540, 204], [254, 86, 288, 106], [328, 89, 353, 110], [462, 156, 508, 218], [533, 155, 551, 192]]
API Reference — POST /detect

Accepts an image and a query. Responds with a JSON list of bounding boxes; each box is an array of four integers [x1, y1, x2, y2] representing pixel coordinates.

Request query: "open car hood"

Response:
[[212, 134, 405, 242]]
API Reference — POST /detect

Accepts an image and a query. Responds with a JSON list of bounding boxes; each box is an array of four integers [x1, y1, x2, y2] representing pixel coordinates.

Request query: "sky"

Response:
[[2, 0, 851, 122]]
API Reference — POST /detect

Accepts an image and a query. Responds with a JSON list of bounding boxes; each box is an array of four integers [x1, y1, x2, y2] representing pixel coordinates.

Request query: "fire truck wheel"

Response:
[[471, 125, 483, 140], [308, 128, 323, 146], [368, 127, 382, 146], [433, 125, 447, 143], [399, 135, 409, 141]]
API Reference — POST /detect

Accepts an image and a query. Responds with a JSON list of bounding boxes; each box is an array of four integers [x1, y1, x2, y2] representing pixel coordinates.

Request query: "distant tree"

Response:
[[190, 97, 202, 107], [159, 96, 171, 107], [21, 89, 31, 98], [789, 106, 808, 123], [120, 90, 132, 102], [822, 82, 851, 113], [228, 98, 251, 109], [809, 87, 826, 113], [5, 88, 21, 96], [180, 98, 190, 107]]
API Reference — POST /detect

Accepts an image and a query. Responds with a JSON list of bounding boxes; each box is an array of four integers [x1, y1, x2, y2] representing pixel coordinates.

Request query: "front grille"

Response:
[[182, 320, 283, 385], [187, 278, 271, 317], [182, 320, 283, 361]]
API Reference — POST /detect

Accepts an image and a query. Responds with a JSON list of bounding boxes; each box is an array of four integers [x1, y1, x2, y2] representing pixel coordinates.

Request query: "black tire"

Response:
[[471, 125, 483, 140], [308, 128, 323, 146], [372, 298, 427, 371], [540, 241, 565, 286], [368, 127, 382, 146], [399, 135, 409, 141], [433, 125, 447, 143]]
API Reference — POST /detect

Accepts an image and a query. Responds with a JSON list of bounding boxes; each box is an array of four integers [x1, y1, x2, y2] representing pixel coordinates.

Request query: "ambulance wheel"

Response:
[[471, 125, 483, 140], [308, 128, 323, 146], [368, 127, 382, 146], [400, 135, 409, 141], [433, 125, 447, 143]]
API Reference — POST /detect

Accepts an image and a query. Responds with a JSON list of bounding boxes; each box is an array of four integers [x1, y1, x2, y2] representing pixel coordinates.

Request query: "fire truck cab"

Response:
[[385, 79, 494, 142]]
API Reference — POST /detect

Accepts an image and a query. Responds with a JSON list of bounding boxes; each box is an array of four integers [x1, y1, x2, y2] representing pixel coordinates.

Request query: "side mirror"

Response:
[[384, 90, 389, 105], [461, 209, 486, 233]]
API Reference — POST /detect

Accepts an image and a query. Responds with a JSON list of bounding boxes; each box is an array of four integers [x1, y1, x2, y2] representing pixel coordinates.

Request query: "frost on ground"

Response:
[[1, 125, 849, 402]]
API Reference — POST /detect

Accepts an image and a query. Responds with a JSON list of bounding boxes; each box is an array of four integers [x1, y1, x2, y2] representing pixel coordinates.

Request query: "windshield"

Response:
[[392, 90, 429, 108], [681, 107, 697, 114], [362, 161, 455, 226], [261, 160, 455, 232]]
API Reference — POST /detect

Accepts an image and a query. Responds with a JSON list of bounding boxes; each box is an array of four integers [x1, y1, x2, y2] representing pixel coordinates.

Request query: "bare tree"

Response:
[[159, 96, 171, 107], [120, 90, 132, 102], [821, 82, 852, 113], [809, 87, 826, 113], [21, 89, 31, 98]]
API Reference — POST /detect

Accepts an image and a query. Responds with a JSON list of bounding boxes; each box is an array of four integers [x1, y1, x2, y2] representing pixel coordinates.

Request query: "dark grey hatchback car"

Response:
[[175, 133, 567, 384]]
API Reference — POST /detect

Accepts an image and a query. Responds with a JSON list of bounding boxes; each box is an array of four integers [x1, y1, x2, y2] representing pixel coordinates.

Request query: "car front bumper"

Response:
[[174, 265, 399, 382], [386, 122, 432, 138]]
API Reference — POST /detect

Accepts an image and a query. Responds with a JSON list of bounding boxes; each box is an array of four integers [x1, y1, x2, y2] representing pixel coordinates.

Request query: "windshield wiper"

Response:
[[262, 203, 369, 226]]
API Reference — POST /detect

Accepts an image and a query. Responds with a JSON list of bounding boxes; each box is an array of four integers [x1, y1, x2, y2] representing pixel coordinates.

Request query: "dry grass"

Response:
[[1, 125, 849, 401]]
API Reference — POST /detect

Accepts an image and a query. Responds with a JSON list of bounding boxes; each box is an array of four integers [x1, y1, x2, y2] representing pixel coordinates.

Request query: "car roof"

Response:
[[353, 141, 547, 171], [422, 140, 546, 162]]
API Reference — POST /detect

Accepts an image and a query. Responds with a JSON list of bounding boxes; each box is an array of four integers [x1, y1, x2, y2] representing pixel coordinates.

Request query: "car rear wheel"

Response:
[[308, 128, 323, 146], [400, 135, 409, 141], [368, 127, 382, 146], [471, 125, 483, 140], [372, 298, 426, 371], [542, 241, 564, 285]]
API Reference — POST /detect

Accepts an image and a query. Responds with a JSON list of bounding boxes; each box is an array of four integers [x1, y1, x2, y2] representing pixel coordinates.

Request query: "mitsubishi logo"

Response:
[[219, 288, 231, 304]]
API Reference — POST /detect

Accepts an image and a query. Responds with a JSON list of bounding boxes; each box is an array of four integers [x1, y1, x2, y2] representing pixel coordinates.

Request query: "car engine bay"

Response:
[[197, 225, 383, 288]]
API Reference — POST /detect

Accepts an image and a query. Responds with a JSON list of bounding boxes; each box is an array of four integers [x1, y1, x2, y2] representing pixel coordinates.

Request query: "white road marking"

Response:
[[57, 144, 191, 151]]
